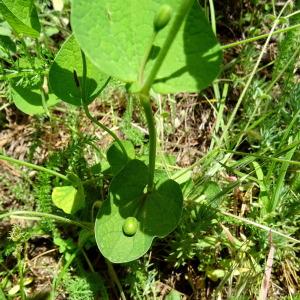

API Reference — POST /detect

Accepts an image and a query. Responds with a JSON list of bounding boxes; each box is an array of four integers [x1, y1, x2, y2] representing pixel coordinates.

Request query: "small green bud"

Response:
[[122, 217, 138, 236], [153, 5, 172, 32]]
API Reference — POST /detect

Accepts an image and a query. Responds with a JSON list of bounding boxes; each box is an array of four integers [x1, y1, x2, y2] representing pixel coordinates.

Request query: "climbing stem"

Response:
[[138, 0, 195, 191], [138, 32, 157, 84], [140, 94, 156, 192], [80, 51, 127, 157], [0, 154, 70, 182]]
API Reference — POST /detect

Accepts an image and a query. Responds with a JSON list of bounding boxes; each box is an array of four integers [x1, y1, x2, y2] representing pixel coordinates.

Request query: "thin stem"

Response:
[[141, 0, 195, 94], [82, 100, 128, 157], [0, 211, 93, 231], [223, 149, 300, 167], [106, 260, 127, 300], [232, 47, 300, 150], [140, 94, 156, 192], [221, 23, 300, 50], [218, 0, 292, 147], [80, 51, 127, 157], [265, 47, 300, 94], [208, 0, 216, 35], [92, 76, 111, 99], [51, 248, 81, 299], [220, 211, 300, 244], [138, 32, 157, 85], [81, 249, 95, 273], [0, 69, 48, 80], [18, 249, 26, 300], [0, 103, 10, 111], [138, 0, 195, 191], [0, 154, 70, 182], [20, 38, 34, 68], [40, 86, 51, 118]]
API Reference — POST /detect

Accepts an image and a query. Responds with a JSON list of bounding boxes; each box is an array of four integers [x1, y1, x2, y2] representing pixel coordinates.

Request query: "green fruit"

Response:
[[122, 217, 138, 236], [153, 5, 172, 32]]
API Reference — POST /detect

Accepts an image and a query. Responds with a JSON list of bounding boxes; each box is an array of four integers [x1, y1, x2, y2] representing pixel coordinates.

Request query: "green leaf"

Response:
[[165, 290, 182, 300], [107, 140, 135, 175], [52, 185, 85, 215], [11, 82, 60, 115], [49, 34, 110, 106], [0, 0, 40, 37], [71, 0, 221, 94], [95, 159, 183, 263], [206, 268, 225, 281], [199, 181, 221, 201], [0, 34, 16, 52]]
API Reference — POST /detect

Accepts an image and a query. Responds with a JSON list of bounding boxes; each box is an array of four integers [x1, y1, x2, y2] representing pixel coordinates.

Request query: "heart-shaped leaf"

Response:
[[95, 159, 183, 263], [49, 34, 110, 106], [0, 0, 40, 37], [52, 185, 85, 215], [71, 0, 222, 94], [11, 82, 60, 115], [107, 140, 135, 175]]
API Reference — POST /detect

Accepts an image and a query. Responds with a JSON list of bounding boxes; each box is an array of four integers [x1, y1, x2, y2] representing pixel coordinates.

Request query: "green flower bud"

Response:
[[153, 5, 172, 32]]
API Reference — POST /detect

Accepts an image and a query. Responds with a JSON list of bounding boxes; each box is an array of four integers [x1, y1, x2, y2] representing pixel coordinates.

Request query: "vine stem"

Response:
[[140, 94, 156, 192], [0, 154, 70, 182], [138, 32, 157, 84], [0, 211, 93, 231], [80, 51, 128, 157], [139, 0, 195, 191]]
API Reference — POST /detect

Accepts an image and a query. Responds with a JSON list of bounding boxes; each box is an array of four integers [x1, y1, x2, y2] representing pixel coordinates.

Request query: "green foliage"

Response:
[[8, 1, 300, 298], [49, 34, 109, 106], [107, 140, 135, 175], [71, 0, 222, 93], [52, 184, 85, 215], [165, 290, 182, 300], [62, 271, 109, 300], [11, 81, 59, 115], [0, 0, 40, 37], [120, 96, 145, 145], [168, 180, 222, 267], [0, 0, 222, 266], [34, 168, 56, 232], [123, 259, 158, 299], [95, 159, 183, 263], [153, 5, 173, 32]]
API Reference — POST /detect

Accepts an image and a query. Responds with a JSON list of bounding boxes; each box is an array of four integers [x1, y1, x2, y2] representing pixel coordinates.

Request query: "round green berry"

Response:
[[122, 217, 138, 236]]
